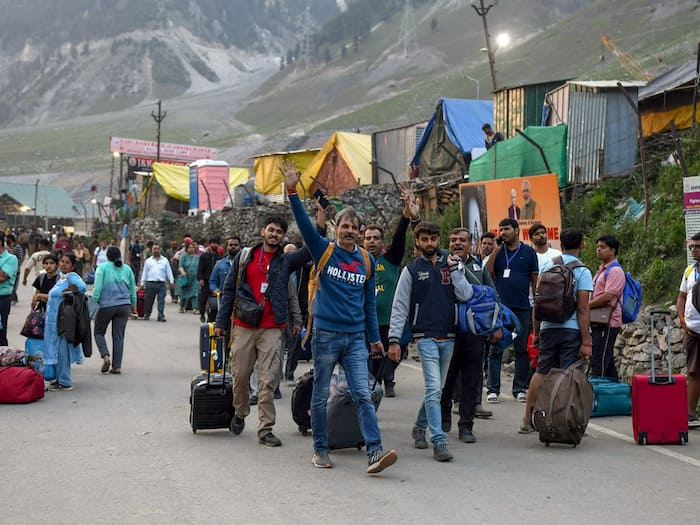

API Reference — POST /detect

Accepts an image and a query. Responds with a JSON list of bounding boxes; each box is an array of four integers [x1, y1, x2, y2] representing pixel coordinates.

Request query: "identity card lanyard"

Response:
[[259, 248, 271, 294], [502, 242, 521, 279]]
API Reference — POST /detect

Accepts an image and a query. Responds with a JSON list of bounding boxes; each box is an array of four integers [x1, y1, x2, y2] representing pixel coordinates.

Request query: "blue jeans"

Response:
[[414, 338, 454, 445], [311, 328, 383, 455], [144, 281, 166, 320]]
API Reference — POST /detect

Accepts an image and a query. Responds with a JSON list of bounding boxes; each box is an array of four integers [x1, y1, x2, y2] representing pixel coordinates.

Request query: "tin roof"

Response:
[[570, 80, 647, 89], [639, 61, 698, 100], [0, 182, 79, 218]]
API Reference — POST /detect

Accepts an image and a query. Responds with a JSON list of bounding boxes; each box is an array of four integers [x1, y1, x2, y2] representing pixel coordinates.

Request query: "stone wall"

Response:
[[614, 306, 686, 383]]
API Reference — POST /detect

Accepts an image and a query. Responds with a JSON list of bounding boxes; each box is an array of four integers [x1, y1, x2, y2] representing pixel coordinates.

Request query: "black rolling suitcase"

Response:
[[189, 337, 234, 433], [291, 369, 314, 435], [327, 359, 385, 450]]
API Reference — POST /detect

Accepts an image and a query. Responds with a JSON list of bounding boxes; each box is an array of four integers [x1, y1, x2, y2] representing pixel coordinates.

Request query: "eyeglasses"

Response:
[[689, 245, 700, 250]]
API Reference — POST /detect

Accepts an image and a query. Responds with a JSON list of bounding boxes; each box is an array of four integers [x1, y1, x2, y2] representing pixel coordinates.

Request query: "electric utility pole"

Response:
[[151, 100, 167, 162], [472, 0, 497, 92]]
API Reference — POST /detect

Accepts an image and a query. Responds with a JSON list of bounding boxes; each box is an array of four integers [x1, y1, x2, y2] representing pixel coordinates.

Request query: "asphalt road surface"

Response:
[[2, 269, 699, 524]]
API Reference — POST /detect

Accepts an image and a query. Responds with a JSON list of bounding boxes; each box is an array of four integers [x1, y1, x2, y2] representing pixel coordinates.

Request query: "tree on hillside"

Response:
[[286, 48, 294, 65], [323, 47, 332, 64], [353, 35, 360, 53], [340, 43, 347, 58]]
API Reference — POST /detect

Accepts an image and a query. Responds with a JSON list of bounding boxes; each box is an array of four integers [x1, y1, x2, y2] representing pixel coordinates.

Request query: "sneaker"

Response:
[[458, 429, 477, 443], [412, 427, 428, 449], [259, 432, 282, 447], [230, 416, 245, 435], [385, 383, 395, 398], [433, 443, 453, 462], [486, 392, 499, 404], [274, 388, 282, 400], [474, 404, 493, 418], [312, 451, 334, 468], [249, 394, 258, 406], [689, 415, 700, 429], [516, 392, 527, 403], [367, 449, 398, 474], [518, 423, 535, 434], [157, 318, 167, 322], [50, 383, 74, 391]]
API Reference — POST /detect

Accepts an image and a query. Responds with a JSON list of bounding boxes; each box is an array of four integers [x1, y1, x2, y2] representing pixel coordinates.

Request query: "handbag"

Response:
[[589, 306, 612, 325], [20, 306, 46, 339], [235, 296, 264, 326]]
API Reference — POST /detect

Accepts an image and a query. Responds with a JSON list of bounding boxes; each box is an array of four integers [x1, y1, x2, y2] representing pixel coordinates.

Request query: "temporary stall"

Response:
[[372, 121, 428, 186], [468, 126, 568, 188], [253, 149, 320, 197], [151, 162, 249, 206], [298, 132, 372, 197], [494, 80, 569, 139], [411, 99, 494, 178], [544, 80, 645, 184], [639, 61, 699, 136]]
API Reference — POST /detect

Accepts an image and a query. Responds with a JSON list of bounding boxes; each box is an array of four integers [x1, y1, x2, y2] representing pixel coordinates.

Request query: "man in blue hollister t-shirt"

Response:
[[283, 160, 398, 475], [485, 218, 539, 403], [519, 228, 593, 434]]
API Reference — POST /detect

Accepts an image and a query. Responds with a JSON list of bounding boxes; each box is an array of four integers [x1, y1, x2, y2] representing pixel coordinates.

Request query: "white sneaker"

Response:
[[516, 392, 527, 403], [486, 392, 499, 404]]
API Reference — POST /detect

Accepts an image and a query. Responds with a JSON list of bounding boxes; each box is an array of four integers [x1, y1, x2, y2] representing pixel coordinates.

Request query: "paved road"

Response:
[[2, 273, 699, 524]]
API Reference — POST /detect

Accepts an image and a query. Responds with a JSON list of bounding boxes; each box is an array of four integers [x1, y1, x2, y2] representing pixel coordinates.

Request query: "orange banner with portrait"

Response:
[[459, 173, 562, 250]]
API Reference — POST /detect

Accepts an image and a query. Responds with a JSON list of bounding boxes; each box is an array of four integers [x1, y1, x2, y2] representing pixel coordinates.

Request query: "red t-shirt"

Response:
[[234, 247, 285, 330]]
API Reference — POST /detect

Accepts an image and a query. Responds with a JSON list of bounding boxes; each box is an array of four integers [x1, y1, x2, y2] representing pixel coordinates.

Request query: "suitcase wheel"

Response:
[[192, 428, 197, 434], [680, 432, 688, 445], [637, 434, 647, 446]]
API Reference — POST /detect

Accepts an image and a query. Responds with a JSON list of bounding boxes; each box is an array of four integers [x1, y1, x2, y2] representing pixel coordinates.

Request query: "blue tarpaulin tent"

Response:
[[411, 98, 493, 176]]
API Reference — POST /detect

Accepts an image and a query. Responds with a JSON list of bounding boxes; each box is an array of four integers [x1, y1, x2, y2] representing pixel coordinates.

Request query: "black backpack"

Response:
[[534, 255, 587, 324]]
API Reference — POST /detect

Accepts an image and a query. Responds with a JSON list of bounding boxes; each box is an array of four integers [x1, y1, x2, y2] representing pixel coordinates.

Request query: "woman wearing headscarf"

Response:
[[93, 246, 137, 375], [45, 253, 87, 391], [177, 242, 199, 314]]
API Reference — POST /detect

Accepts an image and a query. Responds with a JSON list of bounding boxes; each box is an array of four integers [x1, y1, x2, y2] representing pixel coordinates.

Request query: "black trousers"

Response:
[[441, 332, 486, 432], [591, 324, 620, 380], [198, 283, 211, 318], [369, 325, 405, 386], [0, 294, 11, 346]]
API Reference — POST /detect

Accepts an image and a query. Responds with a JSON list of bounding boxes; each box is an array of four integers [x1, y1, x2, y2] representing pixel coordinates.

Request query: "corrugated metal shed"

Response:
[[494, 80, 570, 138], [0, 182, 79, 218], [639, 62, 696, 100], [545, 81, 641, 183], [372, 121, 428, 185]]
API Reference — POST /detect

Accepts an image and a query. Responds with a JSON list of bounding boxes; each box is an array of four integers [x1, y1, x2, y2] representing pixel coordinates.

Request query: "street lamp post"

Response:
[[464, 75, 480, 100], [472, 0, 497, 92]]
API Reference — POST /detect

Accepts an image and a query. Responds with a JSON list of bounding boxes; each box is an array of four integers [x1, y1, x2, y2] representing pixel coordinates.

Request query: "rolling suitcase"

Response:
[[327, 360, 385, 450], [631, 309, 688, 445], [189, 337, 234, 433], [291, 369, 314, 435], [589, 376, 631, 417], [136, 288, 146, 319], [199, 323, 224, 373]]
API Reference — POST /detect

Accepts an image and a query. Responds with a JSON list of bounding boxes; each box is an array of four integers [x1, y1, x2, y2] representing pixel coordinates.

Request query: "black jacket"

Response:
[[58, 291, 93, 357]]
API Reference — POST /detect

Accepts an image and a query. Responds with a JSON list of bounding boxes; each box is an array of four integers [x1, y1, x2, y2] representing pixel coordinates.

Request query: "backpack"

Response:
[[601, 262, 642, 323], [683, 264, 700, 314], [532, 359, 594, 447], [457, 285, 501, 336], [534, 255, 587, 324], [301, 243, 372, 348]]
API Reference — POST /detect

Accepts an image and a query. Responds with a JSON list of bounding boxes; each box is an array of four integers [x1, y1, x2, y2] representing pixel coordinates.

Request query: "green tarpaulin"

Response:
[[469, 125, 568, 188]]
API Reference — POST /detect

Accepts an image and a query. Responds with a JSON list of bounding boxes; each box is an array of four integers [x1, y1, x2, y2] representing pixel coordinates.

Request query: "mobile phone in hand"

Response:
[[313, 189, 330, 209]]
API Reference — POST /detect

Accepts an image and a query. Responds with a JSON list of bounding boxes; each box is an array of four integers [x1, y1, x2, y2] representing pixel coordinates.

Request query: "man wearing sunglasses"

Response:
[[677, 232, 700, 429]]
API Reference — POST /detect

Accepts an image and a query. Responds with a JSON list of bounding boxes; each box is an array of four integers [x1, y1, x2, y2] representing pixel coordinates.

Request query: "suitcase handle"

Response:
[[206, 336, 227, 392], [649, 310, 673, 382], [647, 374, 676, 386]]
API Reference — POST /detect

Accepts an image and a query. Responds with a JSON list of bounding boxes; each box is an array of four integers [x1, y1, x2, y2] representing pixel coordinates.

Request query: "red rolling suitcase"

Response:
[[136, 288, 146, 318], [631, 309, 688, 445]]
